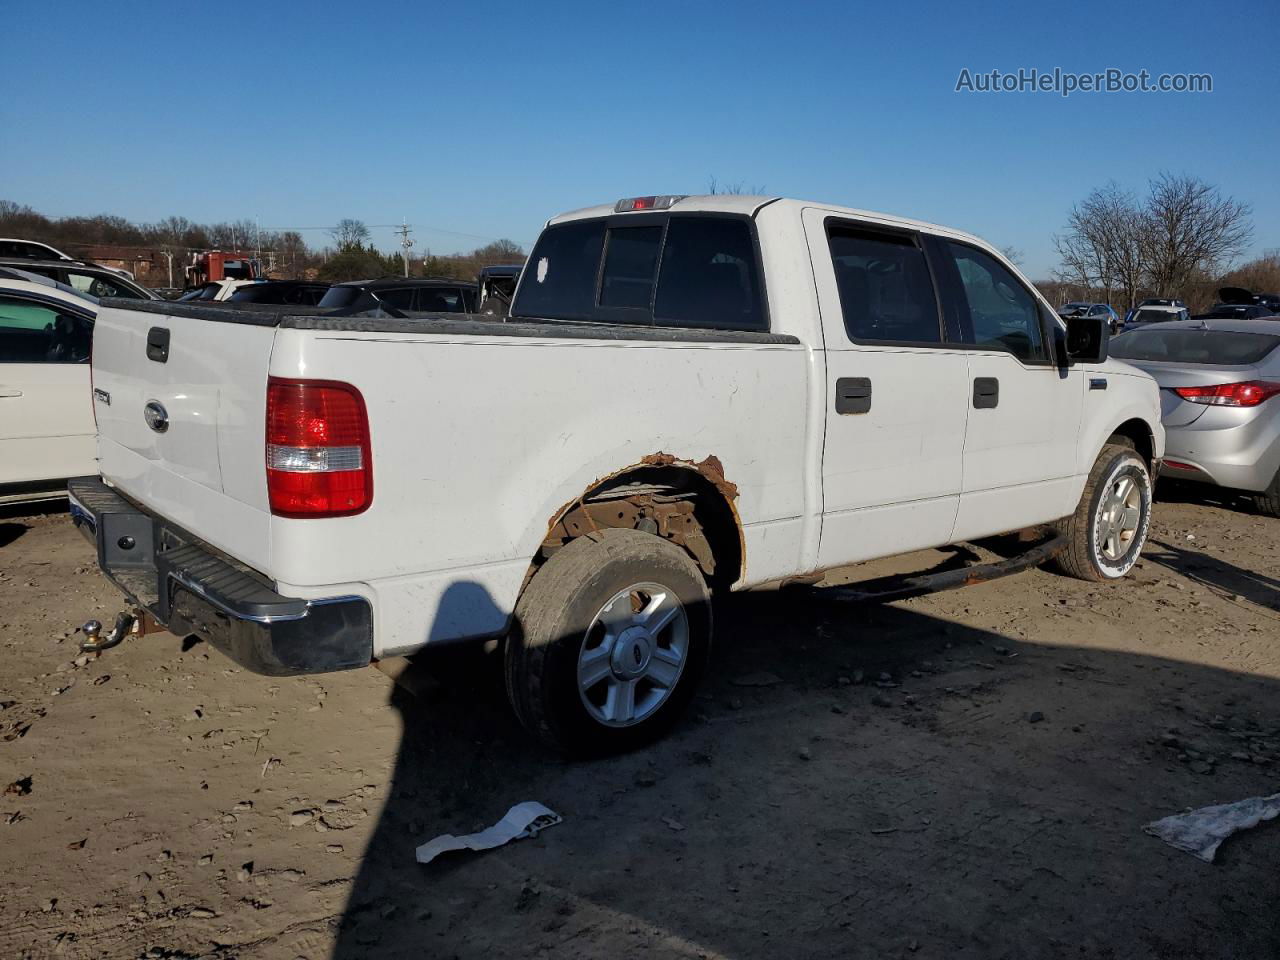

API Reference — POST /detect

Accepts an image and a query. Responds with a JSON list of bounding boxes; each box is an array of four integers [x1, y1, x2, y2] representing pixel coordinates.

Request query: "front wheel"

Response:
[[1053, 442, 1153, 581], [505, 529, 712, 756]]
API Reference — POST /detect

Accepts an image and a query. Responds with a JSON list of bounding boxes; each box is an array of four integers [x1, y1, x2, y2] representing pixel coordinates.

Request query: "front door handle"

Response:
[[973, 377, 999, 409], [835, 377, 872, 415], [0, 389, 23, 398]]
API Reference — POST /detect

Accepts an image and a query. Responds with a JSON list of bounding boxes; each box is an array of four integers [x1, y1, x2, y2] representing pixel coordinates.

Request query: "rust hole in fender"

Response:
[[535, 453, 744, 585], [638, 452, 739, 501]]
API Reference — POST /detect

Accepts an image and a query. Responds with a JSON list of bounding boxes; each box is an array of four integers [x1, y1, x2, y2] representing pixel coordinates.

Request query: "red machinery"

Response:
[[185, 251, 261, 287]]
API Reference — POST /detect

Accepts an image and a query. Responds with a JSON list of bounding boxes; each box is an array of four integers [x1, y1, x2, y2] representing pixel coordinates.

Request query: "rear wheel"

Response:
[[1254, 468, 1280, 518], [1054, 442, 1153, 581], [505, 529, 711, 756]]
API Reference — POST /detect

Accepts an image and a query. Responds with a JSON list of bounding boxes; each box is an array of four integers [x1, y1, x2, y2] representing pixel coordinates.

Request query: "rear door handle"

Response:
[[0, 389, 23, 398], [972, 377, 999, 409], [834, 377, 872, 415]]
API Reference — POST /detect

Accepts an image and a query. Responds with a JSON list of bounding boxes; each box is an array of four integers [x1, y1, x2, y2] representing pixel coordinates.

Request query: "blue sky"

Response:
[[2, 0, 1276, 278]]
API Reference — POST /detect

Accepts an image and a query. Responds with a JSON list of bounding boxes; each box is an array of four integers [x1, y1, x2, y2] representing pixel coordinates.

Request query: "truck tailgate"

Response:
[[91, 302, 278, 569]]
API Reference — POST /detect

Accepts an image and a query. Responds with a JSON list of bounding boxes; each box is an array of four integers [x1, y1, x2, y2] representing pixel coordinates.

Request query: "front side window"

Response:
[[948, 243, 1046, 362], [65, 270, 142, 299], [317, 286, 362, 309], [375, 288, 416, 310], [827, 227, 940, 344], [0, 296, 92, 364], [415, 288, 464, 312], [512, 220, 607, 322]]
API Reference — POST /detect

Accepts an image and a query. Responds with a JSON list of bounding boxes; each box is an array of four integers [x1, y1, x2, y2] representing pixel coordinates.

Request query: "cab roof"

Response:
[[545, 195, 997, 250]]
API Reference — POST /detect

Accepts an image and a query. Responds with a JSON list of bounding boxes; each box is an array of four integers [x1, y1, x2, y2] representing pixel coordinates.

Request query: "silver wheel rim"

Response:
[[577, 582, 689, 728], [1095, 472, 1143, 563]]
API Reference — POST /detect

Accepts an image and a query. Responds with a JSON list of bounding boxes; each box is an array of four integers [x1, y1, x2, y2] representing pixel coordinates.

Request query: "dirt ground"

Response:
[[1, 485, 1278, 960]]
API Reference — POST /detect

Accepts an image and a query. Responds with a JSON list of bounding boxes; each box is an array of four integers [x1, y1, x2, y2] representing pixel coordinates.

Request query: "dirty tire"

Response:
[[1253, 468, 1280, 518], [1053, 441, 1153, 581], [505, 529, 712, 756]]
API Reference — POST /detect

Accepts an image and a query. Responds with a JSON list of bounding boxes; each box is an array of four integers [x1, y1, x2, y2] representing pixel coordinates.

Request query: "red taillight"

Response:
[[266, 377, 371, 517], [1172, 381, 1280, 407]]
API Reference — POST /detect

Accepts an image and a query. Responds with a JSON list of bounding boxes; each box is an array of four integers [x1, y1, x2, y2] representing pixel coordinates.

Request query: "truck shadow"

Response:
[[331, 585, 1280, 960], [1144, 538, 1280, 611]]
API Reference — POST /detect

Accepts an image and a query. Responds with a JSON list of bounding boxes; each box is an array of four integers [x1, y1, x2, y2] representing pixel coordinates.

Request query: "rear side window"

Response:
[[600, 227, 662, 310], [515, 220, 607, 322], [1111, 329, 1280, 365], [827, 227, 940, 344], [655, 218, 765, 331], [948, 243, 1047, 363]]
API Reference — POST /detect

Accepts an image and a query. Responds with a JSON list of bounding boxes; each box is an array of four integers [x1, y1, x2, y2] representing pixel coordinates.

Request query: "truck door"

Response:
[[928, 239, 1084, 540], [803, 209, 970, 568]]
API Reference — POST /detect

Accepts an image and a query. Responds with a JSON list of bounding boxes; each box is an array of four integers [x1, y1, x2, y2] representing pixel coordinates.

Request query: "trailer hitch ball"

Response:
[[79, 611, 137, 654]]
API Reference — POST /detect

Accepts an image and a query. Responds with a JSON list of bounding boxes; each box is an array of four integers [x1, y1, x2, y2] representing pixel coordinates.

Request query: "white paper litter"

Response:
[[415, 801, 562, 865], [1144, 791, 1280, 863]]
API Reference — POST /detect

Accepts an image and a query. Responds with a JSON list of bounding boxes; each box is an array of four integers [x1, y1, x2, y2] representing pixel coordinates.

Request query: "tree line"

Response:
[[0, 202, 525, 285], [1050, 173, 1262, 312]]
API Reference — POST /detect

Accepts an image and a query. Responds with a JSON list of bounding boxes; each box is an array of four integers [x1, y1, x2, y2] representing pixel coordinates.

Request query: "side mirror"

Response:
[[1065, 314, 1109, 364]]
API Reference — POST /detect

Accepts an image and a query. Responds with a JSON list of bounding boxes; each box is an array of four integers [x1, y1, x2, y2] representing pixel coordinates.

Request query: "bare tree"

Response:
[[1141, 173, 1252, 298], [475, 238, 523, 260], [331, 218, 371, 252], [1221, 249, 1280, 296], [279, 231, 308, 279], [1000, 245, 1025, 267], [707, 176, 766, 196], [1055, 182, 1148, 311]]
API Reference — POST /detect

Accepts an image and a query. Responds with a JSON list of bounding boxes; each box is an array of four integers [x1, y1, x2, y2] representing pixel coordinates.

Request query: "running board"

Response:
[[802, 533, 1066, 604]]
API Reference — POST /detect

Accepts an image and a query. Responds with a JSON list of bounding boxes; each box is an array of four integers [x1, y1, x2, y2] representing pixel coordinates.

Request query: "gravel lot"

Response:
[[1, 487, 1278, 960]]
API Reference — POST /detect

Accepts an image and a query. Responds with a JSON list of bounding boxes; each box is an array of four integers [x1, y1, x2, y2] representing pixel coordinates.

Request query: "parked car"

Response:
[[1255, 293, 1280, 313], [0, 258, 158, 301], [177, 279, 261, 302], [75, 194, 1163, 754], [1195, 303, 1274, 321], [316, 277, 478, 314], [1060, 301, 1122, 332], [227, 280, 331, 307], [476, 264, 524, 318], [1111, 319, 1280, 516], [1124, 304, 1190, 329], [1125, 298, 1188, 325], [0, 268, 96, 503], [0, 238, 73, 261]]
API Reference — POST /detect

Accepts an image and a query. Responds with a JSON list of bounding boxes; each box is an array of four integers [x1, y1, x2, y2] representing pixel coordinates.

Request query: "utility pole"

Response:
[[395, 220, 413, 277], [161, 249, 175, 288]]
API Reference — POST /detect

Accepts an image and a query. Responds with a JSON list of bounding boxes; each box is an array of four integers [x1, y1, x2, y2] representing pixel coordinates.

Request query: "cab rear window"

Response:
[[512, 216, 766, 332]]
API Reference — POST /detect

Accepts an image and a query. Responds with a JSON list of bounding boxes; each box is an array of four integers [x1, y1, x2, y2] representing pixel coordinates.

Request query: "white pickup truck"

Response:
[[71, 194, 1163, 753]]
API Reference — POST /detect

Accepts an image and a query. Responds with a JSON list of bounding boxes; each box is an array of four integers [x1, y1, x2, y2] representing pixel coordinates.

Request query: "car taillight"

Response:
[[266, 377, 371, 517], [1172, 381, 1280, 407]]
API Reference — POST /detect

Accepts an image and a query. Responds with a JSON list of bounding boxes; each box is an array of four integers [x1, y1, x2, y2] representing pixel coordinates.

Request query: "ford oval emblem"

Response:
[[143, 400, 169, 434]]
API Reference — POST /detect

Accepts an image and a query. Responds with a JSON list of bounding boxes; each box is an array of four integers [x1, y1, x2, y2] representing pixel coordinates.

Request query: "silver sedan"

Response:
[[1110, 318, 1280, 516]]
